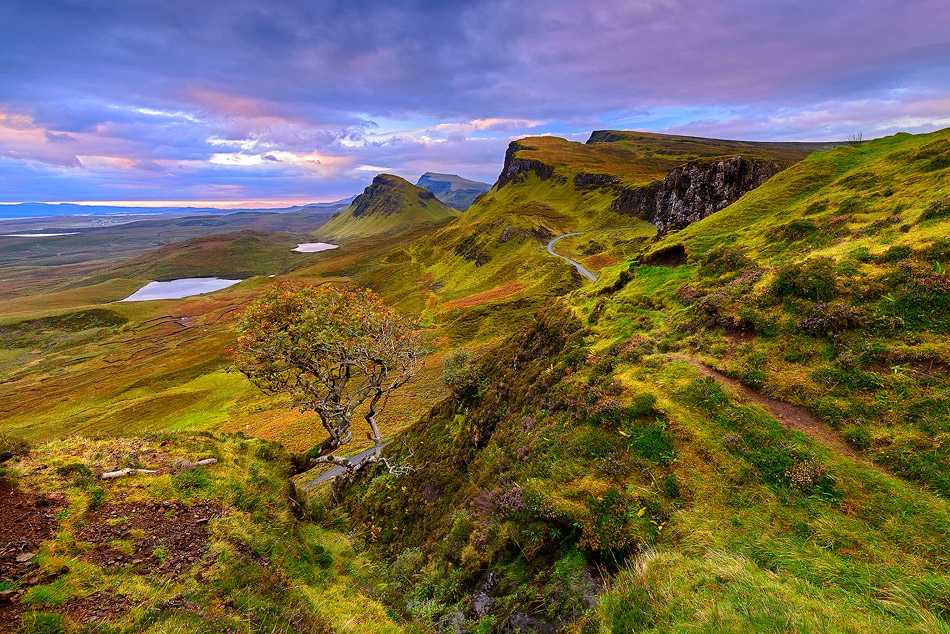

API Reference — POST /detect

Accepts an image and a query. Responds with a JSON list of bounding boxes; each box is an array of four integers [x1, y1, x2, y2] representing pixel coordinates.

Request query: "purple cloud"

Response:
[[0, 0, 948, 202]]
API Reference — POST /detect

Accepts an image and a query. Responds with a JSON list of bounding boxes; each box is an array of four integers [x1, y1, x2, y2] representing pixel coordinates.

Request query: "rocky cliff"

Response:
[[495, 141, 559, 188], [611, 156, 783, 232]]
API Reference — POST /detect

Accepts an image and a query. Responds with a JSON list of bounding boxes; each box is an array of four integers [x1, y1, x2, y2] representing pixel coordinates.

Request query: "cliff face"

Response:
[[611, 156, 783, 232], [495, 141, 558, 188]]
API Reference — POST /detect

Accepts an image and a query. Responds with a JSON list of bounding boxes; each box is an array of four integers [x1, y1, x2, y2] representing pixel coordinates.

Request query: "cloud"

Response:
[[0, 0, 948, 202]]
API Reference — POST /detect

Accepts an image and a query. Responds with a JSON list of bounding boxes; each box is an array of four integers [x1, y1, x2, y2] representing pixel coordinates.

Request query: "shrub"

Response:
[[842, 425, 872, 450], [771, 257, 838, 301], [879, 244, 913, 262], [172, 467, 211, 493], [87, 486, 106, 511], [785, 459, 828, 492], [838, 197, 863, 213], [849, 246, 873, 263], [699, 246, 753, 276], [919, 197, 950, 222], [55, 462, 92, 484], [0, 434, 29, 464], [925, 238, 950, 263], [797, 302, 865, 337], [779, 219, 818, 241], [442, 350, 479, 397], [628, 393, 658, 419]]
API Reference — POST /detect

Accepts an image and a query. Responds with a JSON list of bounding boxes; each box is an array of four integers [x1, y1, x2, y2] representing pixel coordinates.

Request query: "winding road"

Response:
[[546, 233, 597, 281]]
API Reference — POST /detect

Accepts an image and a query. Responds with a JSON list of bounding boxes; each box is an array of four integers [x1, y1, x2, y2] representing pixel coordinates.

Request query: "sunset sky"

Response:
[[1, 0, 949, 205]]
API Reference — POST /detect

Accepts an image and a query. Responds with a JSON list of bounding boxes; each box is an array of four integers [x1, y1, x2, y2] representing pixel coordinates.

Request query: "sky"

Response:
[[1, 0, 948, 206]]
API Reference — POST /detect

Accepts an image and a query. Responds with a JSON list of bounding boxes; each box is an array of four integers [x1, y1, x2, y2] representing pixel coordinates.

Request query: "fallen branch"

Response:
[[172, 457, 218, 472], [100, 468, 158, 480]]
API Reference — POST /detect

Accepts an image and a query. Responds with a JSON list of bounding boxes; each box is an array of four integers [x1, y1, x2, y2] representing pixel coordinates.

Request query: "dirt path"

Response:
[[546, 233, 597, 282], [681, 357, 860, 458]]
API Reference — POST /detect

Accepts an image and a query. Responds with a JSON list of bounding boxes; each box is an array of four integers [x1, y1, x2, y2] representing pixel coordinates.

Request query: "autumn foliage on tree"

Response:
[[235, 283, 424, 473]]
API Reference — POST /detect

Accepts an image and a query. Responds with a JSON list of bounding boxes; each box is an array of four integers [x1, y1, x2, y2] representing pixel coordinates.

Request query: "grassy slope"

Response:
[[516, 132, 829, 187], [2, 128, 945, 631], [318, 174, 459, 240], [389, 129, 824, 317], [328, 129, 950, 631], [0, 433, 402, 633], [581, 128, 950, 493]]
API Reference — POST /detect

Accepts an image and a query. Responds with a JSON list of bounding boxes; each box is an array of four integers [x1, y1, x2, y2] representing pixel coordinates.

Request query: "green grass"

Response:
[[1, 433, 404, 633], [318, 173, 459, 240]]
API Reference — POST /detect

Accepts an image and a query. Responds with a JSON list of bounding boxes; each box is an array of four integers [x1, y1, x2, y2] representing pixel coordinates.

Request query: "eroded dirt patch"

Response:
[[65, 590, 135, 625], [76, 501, 221, 576], [0, 482, 61, 580], [0, 482, 63, 623]]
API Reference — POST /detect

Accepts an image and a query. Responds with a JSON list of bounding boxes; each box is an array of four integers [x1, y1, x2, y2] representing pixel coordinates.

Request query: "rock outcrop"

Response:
[[495, 141, 558, 188], [611, 156, 783, 232]]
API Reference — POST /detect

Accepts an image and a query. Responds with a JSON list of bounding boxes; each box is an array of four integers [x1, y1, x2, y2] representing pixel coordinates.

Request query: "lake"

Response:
[[121, 277, 243, 302], [292, 242, 339, 253], [0, 232, 79, 237]]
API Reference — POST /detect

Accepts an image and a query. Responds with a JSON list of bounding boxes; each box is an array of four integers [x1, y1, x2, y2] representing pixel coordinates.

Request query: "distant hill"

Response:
[[0, 198, 352, 222], [318, 174, 459, 239], [416, 172, 491, 210], [0, 206, 337, 267]]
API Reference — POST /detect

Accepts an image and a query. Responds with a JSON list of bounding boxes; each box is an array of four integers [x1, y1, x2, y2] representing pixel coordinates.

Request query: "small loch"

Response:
[[292, 242, 339, 253], [0, 232, 79, 237], [121, 277, 243, 302]]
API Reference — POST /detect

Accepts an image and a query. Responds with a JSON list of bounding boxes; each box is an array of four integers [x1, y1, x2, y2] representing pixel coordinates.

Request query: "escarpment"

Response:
[[611, 156, 784, 232], [495, 141, 558, 188]]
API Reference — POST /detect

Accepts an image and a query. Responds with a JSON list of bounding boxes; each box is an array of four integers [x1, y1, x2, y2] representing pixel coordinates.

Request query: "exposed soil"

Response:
[[0, 482, 63, 624], [0, 483, 61, 580], [443, 282, 526, 310], [65, 590, 135, 624], [76, 501, 221, 576], [683, 357, 861, 458], [583, 254, 619, 270]]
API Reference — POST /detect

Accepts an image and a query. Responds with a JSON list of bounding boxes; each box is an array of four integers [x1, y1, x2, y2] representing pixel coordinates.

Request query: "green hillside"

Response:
[[0, 128, 947, 633], [325, 129, 950, 631], [362, 130, 827, 333], [318, 174, 459, 240]]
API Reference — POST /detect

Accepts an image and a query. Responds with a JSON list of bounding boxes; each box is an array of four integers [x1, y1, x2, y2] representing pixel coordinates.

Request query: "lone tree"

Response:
[[235, 283, 424, 474]]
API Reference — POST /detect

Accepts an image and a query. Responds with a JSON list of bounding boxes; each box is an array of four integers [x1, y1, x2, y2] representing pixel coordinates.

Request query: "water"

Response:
[[121, 277, 243, 302], [0, 232, 79, 237], [292, 242, 339, 253]]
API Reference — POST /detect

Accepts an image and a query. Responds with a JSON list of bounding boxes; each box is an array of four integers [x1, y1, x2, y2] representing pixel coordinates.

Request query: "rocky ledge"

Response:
[[611, 156, 783, 232], [495, 141, 558, 188]]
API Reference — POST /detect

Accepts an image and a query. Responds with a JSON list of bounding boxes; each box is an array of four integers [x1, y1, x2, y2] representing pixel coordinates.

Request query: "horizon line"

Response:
[[0, 198, 351, 209]]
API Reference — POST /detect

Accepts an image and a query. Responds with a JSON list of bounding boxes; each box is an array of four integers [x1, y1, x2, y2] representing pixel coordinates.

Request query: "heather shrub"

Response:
[[443, 349, 479, 397], [772, 257, 838, 301]]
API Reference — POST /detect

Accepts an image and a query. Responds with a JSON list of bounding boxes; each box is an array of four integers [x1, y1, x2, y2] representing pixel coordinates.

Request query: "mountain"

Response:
[[330, 128, 950, 631], [317, 173, 459, 240], [416, 172, 491, 210], [365, 130, 833, 331], [1, 128, 947, 633]]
